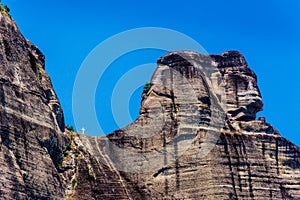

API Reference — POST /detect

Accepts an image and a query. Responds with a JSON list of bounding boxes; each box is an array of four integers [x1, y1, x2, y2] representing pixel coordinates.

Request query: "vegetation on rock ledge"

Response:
[[143, 82, 151, 95], [66, 125, 75, 132], [0, 1, 11, 18]]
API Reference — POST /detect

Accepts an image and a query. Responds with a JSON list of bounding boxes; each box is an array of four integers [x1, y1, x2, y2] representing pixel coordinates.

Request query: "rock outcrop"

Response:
[[76, 51, 300, 199], [0, 12, 70, 199], [0, 9, 299, 200]]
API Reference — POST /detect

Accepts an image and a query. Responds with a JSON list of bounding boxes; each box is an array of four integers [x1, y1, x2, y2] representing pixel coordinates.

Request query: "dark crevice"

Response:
[[262, 142, 265, 157], [169, 66, 176, 120], [280, 183, 294, 199], [170, 67, 181, 191], [232, 142, 242, 192], [3, 38, 12, 60], [174, 140, 180, 190], [275, 139, 279, 175], [222, 135, 238, 198], [240, 139, 254, 199], [28, 53, 38, 74], [234, 75, 239, 108], [262, 141, 274, 198]]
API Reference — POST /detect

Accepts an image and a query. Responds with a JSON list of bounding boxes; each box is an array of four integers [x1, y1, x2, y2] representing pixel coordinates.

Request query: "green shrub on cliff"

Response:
[[0, 1, 11, 18], [143, 82, 151, 94], [66, 144, 72, 151], [72, 178, 77, 188], [66, 125, 75, 132]]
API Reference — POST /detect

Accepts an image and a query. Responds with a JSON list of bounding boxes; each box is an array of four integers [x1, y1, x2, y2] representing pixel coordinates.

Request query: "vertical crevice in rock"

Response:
[[174, 139, 180, 190], [262, 142, 265, 157], [163, 131, 168, 195], [222, 135, 237, 198], [275, 139, 279, 175], [169, 66, 176, 121], [241, 139, 254, 199], [28, 53, 38, 75], [246, 158, 254, 199], [2, 39, 12, 60], [169, 65, 180, 191], [269, 188, 273, 199], [234, 76, 239, 109], [0, 84, 8, 152], [279, 183, 294, 199], [261, 140, 274, 199], [232, 138, 242, 193]]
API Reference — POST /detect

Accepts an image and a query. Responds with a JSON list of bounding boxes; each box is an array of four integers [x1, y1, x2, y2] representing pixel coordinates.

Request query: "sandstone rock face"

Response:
[[76, 51, 300, 200], [0, 13, 70, 199], [0, 10, 300, 200]]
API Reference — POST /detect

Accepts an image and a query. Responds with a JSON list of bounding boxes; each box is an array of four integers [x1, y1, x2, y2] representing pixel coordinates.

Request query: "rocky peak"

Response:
[[0, 10, 300, 200], [155, 50, 266, 132], [212, 51, 263, 121], [158, 50, 262, 119], [0, 12, 64, 132], [77, 49, 299, 199], [0, 12, 69, 199], [74, 49, 299, 199]]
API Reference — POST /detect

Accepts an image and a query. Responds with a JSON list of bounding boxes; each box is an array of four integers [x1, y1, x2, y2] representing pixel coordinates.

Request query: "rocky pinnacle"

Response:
[[0, 11, 299, 200]]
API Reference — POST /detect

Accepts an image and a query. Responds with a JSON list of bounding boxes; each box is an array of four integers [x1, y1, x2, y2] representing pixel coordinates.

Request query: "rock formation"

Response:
[[75, 51, 300, 200], [0, 12, 69, 199], [0, 10, 299, 200]]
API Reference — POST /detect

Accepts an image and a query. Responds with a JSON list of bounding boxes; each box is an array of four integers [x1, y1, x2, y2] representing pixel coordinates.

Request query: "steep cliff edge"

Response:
[[0, 9, 300, 200], [76, 51, 300, 199], [0, 12, 71, 199]]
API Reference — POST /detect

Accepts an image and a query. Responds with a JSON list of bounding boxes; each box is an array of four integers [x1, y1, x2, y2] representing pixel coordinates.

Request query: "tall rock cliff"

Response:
[[0, 9, 299, 200], [0, 12, 70, 199], [76, 51, 300, 199]]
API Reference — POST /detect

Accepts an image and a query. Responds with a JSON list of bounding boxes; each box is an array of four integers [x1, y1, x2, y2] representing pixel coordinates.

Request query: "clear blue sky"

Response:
[[7, 0, 300, 145]]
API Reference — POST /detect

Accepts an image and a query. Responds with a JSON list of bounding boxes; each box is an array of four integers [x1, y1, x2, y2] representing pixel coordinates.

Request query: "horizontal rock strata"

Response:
[[0, 10, 299, 200]]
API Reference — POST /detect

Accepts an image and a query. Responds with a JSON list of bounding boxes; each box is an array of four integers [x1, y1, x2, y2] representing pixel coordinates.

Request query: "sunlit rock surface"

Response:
[[0, 10, 299, 200], [77, 51, 300, 199], [0, 13, 69, 199]]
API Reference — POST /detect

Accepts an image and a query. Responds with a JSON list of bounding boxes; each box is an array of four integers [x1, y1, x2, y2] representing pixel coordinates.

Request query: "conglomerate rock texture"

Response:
[[0, 13, 70, 199], [75, 51, 300, 200], [0, 11, 299, 200]]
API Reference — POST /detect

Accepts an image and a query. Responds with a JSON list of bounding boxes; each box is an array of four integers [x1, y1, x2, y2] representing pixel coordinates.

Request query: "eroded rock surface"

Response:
[[0, 10, 299, 200], [77, 51, 300, 200], [0, 13, 70, 199]]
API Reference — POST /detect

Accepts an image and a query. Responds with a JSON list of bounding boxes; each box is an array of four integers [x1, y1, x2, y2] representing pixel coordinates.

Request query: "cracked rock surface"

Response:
[[76, 51, 300, 199], [0, 13, 69, 199], [0, 11, 299, 200]]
